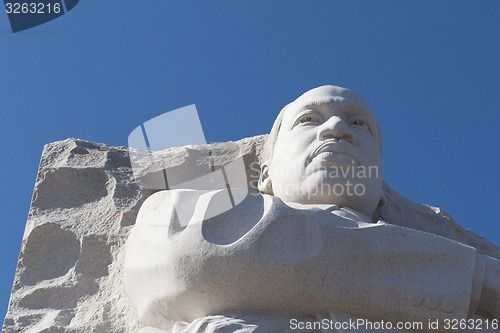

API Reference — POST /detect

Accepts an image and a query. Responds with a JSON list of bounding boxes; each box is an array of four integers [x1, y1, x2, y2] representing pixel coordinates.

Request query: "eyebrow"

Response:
[[305, 100, 366, 111], [305, 100, 337, 108]]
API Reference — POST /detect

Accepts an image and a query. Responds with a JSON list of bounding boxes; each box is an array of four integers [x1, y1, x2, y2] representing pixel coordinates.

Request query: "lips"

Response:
[[310, 140, 359, 165]]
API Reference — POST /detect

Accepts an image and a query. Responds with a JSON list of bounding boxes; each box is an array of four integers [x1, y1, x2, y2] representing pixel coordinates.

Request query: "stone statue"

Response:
[[124, 86, 500, 332]]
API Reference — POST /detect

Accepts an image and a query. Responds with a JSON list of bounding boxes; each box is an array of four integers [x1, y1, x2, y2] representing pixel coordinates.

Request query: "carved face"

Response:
[[261, 86, 383, 217]]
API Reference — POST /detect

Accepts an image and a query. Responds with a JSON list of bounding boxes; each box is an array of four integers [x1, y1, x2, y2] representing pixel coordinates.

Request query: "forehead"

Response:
[[284, 86, 376, 123]]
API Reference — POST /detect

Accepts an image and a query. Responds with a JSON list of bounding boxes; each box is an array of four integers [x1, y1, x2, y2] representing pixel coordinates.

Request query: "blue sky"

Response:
[[1, 0, 499, 321]]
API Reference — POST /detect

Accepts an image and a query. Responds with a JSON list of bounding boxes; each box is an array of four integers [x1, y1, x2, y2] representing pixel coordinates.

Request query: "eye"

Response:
[[351, 119, 365, 127], [300, 116, 314, 123], [292, 112, 320, 128], [351, 119, 370, 130], [350, 118, 373, 135]]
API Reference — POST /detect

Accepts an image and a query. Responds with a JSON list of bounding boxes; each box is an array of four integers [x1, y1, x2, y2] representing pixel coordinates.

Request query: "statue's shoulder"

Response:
[[142, 189, 279, 208], [134, 189, 204, 228], [137, 189, 280, 228]]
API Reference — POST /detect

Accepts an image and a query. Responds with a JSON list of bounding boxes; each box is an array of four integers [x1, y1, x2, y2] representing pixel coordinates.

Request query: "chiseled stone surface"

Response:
[[2, 136, 264, 333], [2, 134, 499, 332], [124, 86, 500, 333]]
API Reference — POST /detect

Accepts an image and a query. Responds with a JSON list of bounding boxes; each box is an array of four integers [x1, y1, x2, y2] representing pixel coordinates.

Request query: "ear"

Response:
[[258, 161, 273, 194]]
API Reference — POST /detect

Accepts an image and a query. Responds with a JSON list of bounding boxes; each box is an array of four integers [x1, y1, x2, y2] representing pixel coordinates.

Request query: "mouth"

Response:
[[310, 140, 359, 165]]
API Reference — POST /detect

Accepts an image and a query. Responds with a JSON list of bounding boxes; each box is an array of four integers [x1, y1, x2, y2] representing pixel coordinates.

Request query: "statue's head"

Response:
[[258, 85, 384, 217]]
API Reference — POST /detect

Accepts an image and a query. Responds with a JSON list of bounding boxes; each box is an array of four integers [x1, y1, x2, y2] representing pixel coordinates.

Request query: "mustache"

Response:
[[310, 139, 359, 164]]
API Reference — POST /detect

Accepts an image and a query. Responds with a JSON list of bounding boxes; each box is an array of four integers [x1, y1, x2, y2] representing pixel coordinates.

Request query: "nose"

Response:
[[317, 116, 356, 142]]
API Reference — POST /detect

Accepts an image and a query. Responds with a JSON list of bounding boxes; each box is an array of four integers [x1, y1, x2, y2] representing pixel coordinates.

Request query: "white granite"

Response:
[[2, 136, 265, 333], [124, 86, 500, 332], [3, 87, 500, 332]]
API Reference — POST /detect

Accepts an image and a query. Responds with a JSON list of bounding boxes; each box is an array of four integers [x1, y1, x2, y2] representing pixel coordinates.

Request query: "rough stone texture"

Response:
[[3, 135, 499, 333], [2, 136, 265, 333]]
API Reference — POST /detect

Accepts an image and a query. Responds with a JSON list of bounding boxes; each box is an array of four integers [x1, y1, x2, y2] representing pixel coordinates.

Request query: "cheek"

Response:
[[273, 138, 299, 159], [364, 148, 383, 180], [359, 150, 383, 174], [278, 131, 316, 154], [357, 137, 382, 161]]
